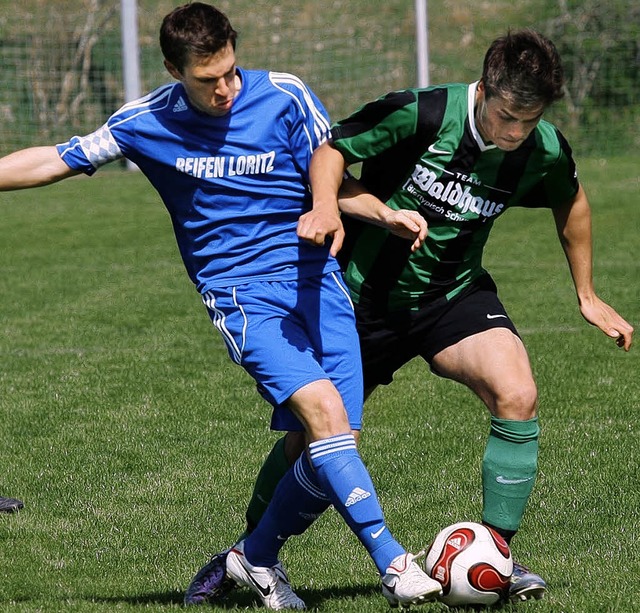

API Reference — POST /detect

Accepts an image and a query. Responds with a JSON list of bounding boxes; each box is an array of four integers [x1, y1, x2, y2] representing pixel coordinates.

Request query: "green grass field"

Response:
[[0, 157, 638, 612]]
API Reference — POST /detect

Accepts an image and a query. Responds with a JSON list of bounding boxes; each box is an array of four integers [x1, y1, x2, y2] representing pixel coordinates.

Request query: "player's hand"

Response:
[[297, 207, 345, 256], [579, 296, 634, 351], [384, 209, 428, 252]]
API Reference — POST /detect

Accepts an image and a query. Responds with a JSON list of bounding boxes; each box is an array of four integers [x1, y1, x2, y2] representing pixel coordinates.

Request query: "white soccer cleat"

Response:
[[382, 551, 442, 608], [226, 540, 305, 610]]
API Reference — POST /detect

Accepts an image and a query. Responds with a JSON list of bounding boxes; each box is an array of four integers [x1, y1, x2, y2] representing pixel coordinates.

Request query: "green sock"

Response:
[[482, 416, 539, 533], [240, 435, 292, 540]]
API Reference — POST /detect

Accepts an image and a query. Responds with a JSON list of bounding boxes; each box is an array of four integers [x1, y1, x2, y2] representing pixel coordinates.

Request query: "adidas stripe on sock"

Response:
[[308, 434, 404, 573]]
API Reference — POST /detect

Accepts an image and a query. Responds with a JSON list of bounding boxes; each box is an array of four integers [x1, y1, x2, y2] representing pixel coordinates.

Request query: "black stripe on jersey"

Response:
[[355, 233, 415, 311], [337, 214, 364, 271], [421, 118, 486, 292], [336, 88, 448, 202], [446, 113, 482, 178], [333, 90, 415, 137], [518, 128, 578, 208], [495, 136, 535, 197], [339, 89, 449, 306]]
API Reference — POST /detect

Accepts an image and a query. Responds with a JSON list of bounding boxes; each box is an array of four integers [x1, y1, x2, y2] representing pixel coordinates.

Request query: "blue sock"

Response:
[[308, 434, 404, 574], [243, 452, 331, 567]]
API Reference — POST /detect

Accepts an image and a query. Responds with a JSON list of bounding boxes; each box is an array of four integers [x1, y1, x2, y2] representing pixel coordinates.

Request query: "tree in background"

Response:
[[21, 0, 117, 137], [544, 0, 640, 146]]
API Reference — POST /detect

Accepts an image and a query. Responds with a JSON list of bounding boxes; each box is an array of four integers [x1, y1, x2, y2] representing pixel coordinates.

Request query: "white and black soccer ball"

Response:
[[424, 521, 513, 607]]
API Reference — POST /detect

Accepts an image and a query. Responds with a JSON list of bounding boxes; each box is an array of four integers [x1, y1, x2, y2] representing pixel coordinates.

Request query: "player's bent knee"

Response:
[[494, 382, 538, 421]]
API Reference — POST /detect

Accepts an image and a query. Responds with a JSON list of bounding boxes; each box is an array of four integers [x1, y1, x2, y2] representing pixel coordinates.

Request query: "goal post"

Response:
[[415, 0, 430, 88], [120, 0, 141, 170]]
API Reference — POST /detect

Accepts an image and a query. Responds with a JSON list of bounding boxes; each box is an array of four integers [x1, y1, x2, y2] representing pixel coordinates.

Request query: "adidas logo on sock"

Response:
[[345, 487, 371, 507], [173, 96, 188, 113]]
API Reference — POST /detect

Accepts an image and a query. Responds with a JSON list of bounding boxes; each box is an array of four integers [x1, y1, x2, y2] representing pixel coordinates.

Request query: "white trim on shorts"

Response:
[[202, 288, 247, 363]]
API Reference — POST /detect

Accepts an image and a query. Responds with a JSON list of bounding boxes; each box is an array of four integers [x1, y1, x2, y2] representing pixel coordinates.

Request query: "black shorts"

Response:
[[355, 274, 520, 388]]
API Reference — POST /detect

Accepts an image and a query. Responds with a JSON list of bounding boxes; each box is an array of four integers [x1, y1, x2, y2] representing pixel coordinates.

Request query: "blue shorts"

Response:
[[203, 272, 363, 431]]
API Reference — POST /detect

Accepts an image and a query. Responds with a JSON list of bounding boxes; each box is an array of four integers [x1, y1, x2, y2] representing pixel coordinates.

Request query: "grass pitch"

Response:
[[0, 157, 638, 612]]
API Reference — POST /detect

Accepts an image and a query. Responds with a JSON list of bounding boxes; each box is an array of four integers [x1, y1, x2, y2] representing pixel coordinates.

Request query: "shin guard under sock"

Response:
[[482, 416, 539, 533], [308, 434, 404, 574]]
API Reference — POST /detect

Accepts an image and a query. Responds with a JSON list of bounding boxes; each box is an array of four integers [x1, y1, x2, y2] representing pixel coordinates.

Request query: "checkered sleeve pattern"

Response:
[[78, 125, 123, 167]]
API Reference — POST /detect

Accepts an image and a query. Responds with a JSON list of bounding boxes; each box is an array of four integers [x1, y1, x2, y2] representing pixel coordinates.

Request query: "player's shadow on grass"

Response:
[[91, 582, 390, 608], [90, 586, 528, 610]]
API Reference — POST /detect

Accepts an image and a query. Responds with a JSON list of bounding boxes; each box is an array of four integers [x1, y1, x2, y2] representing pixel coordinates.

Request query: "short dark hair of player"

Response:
[[481, 29, 565, 110], [160, 2, 238, 73]]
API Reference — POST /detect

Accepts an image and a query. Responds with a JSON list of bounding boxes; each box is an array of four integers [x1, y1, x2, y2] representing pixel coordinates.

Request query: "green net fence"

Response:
[[0, 0, 638, 158]]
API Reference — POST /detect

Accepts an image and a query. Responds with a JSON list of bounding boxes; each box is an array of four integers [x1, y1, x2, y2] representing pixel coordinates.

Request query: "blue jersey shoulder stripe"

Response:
[[118, 82, 175, 112], [269, 71, 331, 147], [56, 84, 176, 171], [109, 83, 175, 130]]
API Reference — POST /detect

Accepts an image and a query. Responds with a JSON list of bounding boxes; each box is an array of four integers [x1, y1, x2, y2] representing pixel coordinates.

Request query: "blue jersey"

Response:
[[56, 68, 336, 293]]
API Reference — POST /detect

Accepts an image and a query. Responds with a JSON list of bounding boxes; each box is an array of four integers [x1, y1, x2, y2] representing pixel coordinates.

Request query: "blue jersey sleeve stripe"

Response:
[[58, 84, 177, 171], [269, 72, 331, 147], [109, 85, 175, 131], [269, 71, 330, 129], [118, 83, 175, 112]]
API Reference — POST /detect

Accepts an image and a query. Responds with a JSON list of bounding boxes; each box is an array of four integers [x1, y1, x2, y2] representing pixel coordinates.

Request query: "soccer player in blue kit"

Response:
[[0, 2, 442, 610]]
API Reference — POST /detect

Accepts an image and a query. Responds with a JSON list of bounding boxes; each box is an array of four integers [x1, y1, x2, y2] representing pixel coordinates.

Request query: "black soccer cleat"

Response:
[[184, 549, 237, 605], [0, 496, 24, 513], [509, 561, 547, 602]]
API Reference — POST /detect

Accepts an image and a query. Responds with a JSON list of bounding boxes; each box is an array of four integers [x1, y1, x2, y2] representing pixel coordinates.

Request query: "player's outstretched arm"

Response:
[[553, 184, 634, 351], [0, 146, 79, 191], [338, 177, 427, 252]]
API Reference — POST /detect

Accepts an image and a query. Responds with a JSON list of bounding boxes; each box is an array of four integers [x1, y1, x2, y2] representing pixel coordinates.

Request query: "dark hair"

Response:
[[482, 29, 565, 109], [160, 2, 238, 72]]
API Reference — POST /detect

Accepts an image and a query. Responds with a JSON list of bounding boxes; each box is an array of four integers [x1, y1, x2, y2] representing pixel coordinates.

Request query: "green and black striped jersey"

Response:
[[332, 82, 579, 312]]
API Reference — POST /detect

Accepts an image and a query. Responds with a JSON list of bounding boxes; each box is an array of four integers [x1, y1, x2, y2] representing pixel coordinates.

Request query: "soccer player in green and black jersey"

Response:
[[188, 29, 633, 606], [304, 28, 633, 601]]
